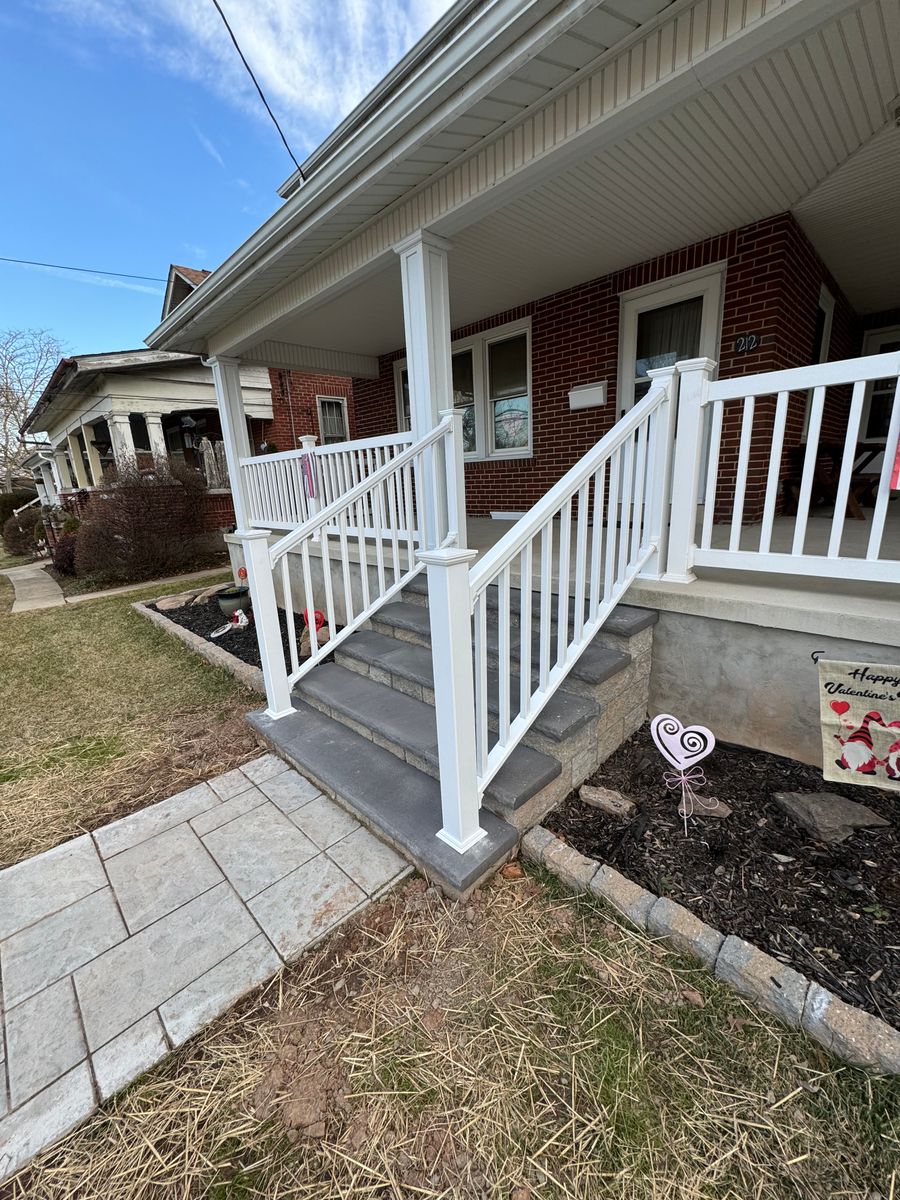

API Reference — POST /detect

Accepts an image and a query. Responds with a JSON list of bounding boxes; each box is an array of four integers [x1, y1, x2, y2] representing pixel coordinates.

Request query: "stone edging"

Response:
[[133, 600, 267, 697], [522, 825, 900, 1076]]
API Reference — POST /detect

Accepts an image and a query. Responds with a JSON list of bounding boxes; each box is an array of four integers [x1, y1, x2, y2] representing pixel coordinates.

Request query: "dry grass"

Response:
[[0, 573, 259, 866], [10, 870, 898, 1200]]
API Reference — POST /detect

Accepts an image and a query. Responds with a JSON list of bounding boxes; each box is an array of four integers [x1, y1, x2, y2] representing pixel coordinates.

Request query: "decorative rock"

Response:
[[772, 791, 889, 844], [520, 826, 559, 866], [578, 785, 635, 817], [299, 624, 332, 658], [679, 796, 732, 819], [543, 841, 597, 892], [589, 865, 656, 930], [646, 897, 724, 969], [192, 584, 227, 604], [714, 936, 808, 1028], [155, 592, 197, 611], [802, 983, 900, 1075]]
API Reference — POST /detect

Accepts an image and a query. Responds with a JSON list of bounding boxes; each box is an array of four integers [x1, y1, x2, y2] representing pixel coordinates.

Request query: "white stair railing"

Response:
[[424, 369, 677, 852], [240, 413, 466, 718]]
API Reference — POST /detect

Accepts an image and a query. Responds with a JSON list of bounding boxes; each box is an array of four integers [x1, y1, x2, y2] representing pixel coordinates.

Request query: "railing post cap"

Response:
[[675, 356, 717, 373], [416, 547, 478, 568], [234, 528, 271, 542]]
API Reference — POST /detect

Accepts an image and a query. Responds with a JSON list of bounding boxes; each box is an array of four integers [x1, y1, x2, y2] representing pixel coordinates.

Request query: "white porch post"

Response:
[[417, 546, 485, 853], [108, 413, 137, 472], [395, 230, 454, 547], [53, 448, 74, 491], [66, 432, 90, 488], [440, 407, 467, 550], [638, 364, 678, 579], [664, 357, 716, 583], [44, 459, 62, 501], [298, 434, 321, 523], [144, 413, 169, 466], [208, 355, 293, 719], [82, 424, 104, 485]]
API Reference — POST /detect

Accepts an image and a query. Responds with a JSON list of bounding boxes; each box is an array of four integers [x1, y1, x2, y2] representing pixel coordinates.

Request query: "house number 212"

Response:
[[734, 333, 760, 354]]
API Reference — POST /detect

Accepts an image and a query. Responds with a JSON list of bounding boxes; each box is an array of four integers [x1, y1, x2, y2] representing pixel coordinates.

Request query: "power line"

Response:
[[210, 0, 305, 181], [0, 256, 167, 283]]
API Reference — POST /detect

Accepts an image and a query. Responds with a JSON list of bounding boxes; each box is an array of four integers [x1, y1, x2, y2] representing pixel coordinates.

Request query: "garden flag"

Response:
[[818, 659, 900, 793]]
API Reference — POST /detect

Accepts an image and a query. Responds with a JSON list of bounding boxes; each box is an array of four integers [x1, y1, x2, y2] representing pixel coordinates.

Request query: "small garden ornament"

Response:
[[650, 714, 724, 830]]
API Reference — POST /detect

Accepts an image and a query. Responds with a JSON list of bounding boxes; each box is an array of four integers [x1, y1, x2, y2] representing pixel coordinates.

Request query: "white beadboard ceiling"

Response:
[[261, 0, 900, 358]]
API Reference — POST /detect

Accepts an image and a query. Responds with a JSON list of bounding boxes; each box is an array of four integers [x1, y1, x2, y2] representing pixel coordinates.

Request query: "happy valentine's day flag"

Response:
[[818, 659, 900, 793]]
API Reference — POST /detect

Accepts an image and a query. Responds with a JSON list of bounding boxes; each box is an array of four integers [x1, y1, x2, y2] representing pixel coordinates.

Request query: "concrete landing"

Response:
[[2, 562, 64, 612], [0, 754, 410, 1183]]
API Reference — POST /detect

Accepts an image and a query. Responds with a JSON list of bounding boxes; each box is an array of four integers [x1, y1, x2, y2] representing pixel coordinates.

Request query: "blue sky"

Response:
[[0, 0, 452, 357]]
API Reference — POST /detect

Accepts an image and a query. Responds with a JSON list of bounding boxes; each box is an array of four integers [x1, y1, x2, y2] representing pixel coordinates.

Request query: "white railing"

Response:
[[240, 431, 415, 530], [667, 352, 900, 584], [239, 412, 466, 720]]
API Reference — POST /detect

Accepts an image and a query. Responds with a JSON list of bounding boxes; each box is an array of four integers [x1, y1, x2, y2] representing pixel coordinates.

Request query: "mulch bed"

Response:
[[545, 726, 898, 1027], [153, 597, 315, 672]]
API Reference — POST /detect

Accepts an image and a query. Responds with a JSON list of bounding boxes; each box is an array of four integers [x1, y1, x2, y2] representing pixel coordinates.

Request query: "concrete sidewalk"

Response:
[[0, 753, 410, 1183], [2, 563, 64, 613]]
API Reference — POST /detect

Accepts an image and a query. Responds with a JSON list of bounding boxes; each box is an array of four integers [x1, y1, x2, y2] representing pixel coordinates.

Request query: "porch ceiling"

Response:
[[250, 0, 900, 362]]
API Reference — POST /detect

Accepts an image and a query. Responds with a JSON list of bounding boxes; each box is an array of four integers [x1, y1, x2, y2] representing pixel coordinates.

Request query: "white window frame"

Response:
[[861, 324, 900, 448], [617, 264, 725, 416], [393, 316, 532, 461], [316, 394, 349, 445]]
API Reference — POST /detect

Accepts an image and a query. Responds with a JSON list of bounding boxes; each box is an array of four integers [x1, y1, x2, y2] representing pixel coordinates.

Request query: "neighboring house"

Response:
[[143, 0, 900, 892]]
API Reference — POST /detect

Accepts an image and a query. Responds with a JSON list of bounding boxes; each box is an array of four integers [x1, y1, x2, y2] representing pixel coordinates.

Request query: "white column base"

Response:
[[436, 826, 488, 854]]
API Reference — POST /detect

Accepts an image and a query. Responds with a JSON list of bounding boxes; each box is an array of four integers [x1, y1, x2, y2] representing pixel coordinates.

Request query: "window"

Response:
[[618, 266, 724, 414], [394, 318, 531, 460], [317, 396, 349, 445]]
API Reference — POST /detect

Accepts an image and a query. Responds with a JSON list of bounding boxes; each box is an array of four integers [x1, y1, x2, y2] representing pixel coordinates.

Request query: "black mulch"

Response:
[[545, 726, 898, 1027], [153, 596, 316, 672]]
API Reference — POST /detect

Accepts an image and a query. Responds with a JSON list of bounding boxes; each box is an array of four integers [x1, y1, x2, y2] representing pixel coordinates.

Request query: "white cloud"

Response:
[[37, 0, 456, 154], [191, 123, 225, 168], [17, 262, 164, 297]]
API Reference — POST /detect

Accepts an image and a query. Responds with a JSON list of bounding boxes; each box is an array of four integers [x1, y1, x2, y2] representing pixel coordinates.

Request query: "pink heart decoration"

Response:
[[650, 713, 715, 771]]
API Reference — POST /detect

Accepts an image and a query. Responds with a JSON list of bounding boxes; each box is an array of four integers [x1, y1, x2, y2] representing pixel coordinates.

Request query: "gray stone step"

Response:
[[403, 572, 657, 639], [248, 703, 517, 898], [295, 664, 561, 815], [372, 601, 632, 689], [336, 630, 600, 744]]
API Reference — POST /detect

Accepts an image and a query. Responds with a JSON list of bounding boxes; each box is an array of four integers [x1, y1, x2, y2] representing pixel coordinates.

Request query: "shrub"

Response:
[[61, 516, 81, 535], [75, 463, 215, 585], [0, 490, 37, 527], [2, 511, 39, 557], [52, 531, 78, 575]]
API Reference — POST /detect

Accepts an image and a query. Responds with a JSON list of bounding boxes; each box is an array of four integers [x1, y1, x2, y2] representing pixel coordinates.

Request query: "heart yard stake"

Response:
[[650, 714, 721, 831]]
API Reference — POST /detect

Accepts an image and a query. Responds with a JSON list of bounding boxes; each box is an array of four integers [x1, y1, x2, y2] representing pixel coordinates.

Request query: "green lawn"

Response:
[[0, 572, 259, 867]]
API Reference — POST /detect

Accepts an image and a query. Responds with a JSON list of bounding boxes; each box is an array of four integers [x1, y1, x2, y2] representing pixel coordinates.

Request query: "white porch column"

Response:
[[417, 546, 485, 853], [664, 357, 716, 583], [82, 423, 104, 486], [298, 434, 321, 523], [66, 431, 90, 488], [44, 459, 62, 501], [144, 413, 169, 466], [395, 230, 455, 547], [108, 413, 137, 472], [53, 448, 74, 491], [206, 356, 253, 530]]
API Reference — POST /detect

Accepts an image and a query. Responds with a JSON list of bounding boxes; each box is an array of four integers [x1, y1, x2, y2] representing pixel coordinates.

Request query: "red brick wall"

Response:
[[353, 213, 860, 520], [256, 371, 356, 455]]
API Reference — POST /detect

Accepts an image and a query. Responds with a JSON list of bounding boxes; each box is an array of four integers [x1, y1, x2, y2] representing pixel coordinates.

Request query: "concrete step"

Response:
[[335, 629, 600, 744], [372, 601, 633, 697], [248, 703, 517, 898], [295, 663, 562, 819]]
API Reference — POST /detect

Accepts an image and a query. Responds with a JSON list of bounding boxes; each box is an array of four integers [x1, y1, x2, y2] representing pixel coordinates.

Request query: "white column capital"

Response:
[[202, 354, 241, 370], [675, 357, 718, 376], [393, 229, 452, 258]]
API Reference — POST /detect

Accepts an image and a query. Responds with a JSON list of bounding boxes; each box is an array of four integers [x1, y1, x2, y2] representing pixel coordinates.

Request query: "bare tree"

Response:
[[0, 328, 65, 492]]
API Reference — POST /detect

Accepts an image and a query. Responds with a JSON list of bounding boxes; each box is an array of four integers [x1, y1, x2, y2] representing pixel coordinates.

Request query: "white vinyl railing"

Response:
[[671, 352, 900, 584], [240, 431, 415, 530]]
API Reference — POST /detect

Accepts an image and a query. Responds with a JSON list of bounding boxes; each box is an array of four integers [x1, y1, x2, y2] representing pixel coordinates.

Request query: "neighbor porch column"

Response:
[[82, 423, 104, 485], [53, 448, 74, 491], [665, 357, 716, 583], [206, 356, 252, 529], [144, 413, 169, 466], [395, 229, 456, 547], [43, 459, 61, 502], [108, 413, 137, 472], [66, 431, 90, 488]]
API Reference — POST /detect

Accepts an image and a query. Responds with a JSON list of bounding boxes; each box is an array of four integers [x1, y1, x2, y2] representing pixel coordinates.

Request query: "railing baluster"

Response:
[[387, 469, 402, 586], [617, 434, 635, 585], [319, 528, 338, 636], [519, 541, 533, 721], [539, 522, 552, 692], [556, 499, 572, 667], [498, 564, 511, 746], [299, 539, 318, 659], [589, 462, 606, 622], [866, 376, 900, 561], [573, 481, 589, 647], [281, 555, 298, 677], [792, 384, 825, 556], [402, 459, 416, 568], [630, 418, 648, 562], [474, 592, 489, 778], [605, 447, 620, 598], [372, 478, 387, 598], [758, 390, 788, 555], [828, 379, 866, 558], [729, 396, 755, 552], [338, 510, 354, 625]]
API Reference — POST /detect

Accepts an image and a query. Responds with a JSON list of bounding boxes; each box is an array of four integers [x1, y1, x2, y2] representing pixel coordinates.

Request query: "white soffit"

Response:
[[794, 125, 900, 314]]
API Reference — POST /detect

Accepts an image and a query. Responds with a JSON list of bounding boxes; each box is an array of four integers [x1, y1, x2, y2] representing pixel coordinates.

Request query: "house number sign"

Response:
[[733, 333, 760, 354]]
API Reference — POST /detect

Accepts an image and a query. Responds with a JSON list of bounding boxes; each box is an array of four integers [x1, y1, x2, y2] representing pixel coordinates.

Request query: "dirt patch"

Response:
[[154, 596, 315, 671], [545, 726, 898, 1027]]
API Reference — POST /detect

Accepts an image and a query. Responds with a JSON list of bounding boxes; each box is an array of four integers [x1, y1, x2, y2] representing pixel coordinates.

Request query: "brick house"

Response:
[[142, 0, 900, 888]]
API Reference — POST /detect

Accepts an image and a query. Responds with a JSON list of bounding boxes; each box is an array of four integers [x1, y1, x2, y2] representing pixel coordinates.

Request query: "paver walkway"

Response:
[[0, 754, 410, 1183], [2, 562, 64, 612]]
